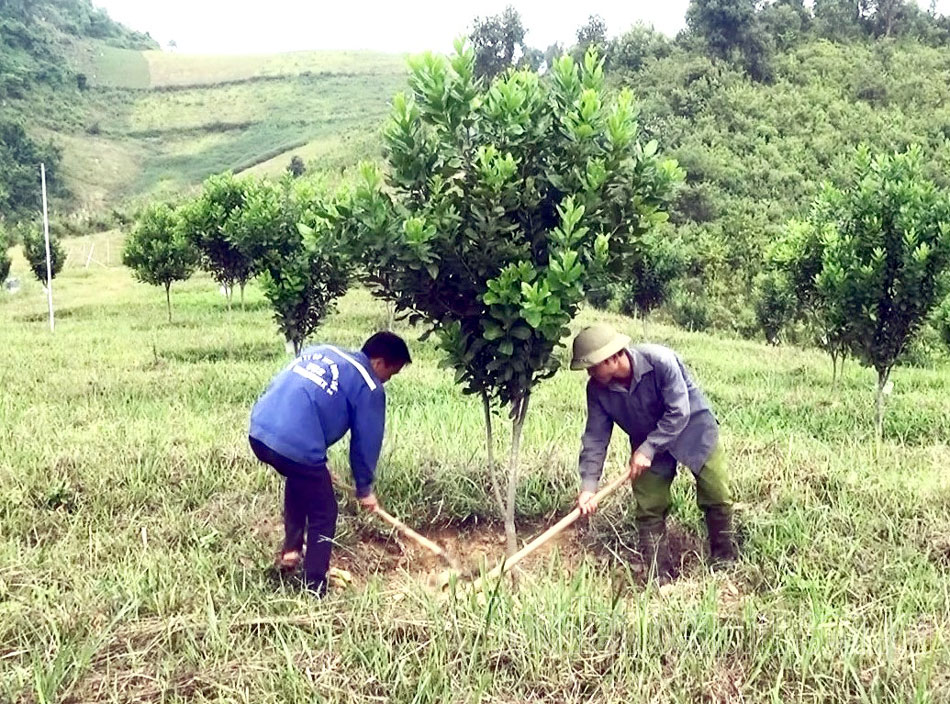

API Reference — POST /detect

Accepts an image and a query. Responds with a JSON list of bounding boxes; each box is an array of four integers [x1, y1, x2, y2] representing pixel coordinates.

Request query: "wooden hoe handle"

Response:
[[330, 472, 449, 560], [473, 468, 633, 591], [373, 506, 448, 559]]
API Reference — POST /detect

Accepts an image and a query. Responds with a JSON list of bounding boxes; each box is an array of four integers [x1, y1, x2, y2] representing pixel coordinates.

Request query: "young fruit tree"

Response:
[[178, 172, 257, 310], [122, 203, 197, 322], [752, 268, 796, 345], [769, 218, 850, 386], [619, 228, 687, 320], [349, 43, 683, 554], [812, 146, 950, 438], [21, 222, 65, 284], [233, 176, 351, 354], [0, 227, 11, 284], [937, 296, 950, 351]]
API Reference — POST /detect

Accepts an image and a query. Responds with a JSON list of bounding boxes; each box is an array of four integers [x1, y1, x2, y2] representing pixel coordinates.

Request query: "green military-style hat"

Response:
[[570, 323, 631, 371]]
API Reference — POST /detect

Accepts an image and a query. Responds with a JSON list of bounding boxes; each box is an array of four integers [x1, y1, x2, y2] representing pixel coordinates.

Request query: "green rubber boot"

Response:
[[704, 505, 738, 564], [637, 517, 673, 584]]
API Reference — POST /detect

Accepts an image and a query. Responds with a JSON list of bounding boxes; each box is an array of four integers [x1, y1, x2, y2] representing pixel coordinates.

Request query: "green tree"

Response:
[[122, 203, 197, 322], [0, 121, 66, 219], [814, 146, 950, 438], [233, 177, 351, 354], [469, 6, 526, 81], [759, 0, 812, 49], [179, 172, 256, 309], [609, 23, 672, 73], [753, 269, 796, 344], [575, 14, 608, 58], [936, 295, 950, 350], [0, 226, 10, 284], [287, 155, 306, 178], [685, 0, 773, 80], [519, 47, 544, 72], [350, 44, 682, 553], [866, 0, 907, 37], [618, 227, 687, 319], [813, 0, 866, 39], [771, 219, 850, 386], [542, 43, 563, 70], [21, 222, 64, 284]]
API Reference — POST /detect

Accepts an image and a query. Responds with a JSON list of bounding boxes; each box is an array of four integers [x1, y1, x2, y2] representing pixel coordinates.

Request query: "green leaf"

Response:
[[524, 311, 543, 329], [510, 325, 531, 340], [483, 322, 504, 341]]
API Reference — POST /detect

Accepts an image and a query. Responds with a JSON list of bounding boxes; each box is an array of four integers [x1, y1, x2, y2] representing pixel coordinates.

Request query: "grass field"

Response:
[[2, 233, 949, 702]]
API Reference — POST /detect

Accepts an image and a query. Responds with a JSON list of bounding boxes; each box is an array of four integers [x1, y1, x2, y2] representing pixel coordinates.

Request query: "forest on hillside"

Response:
[[464, 1, 950, 342], [0, 0, 156, 218]]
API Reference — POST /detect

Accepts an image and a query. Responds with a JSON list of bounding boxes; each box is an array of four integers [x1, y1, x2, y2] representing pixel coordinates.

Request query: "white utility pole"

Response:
[[41, 163, 54, 332]]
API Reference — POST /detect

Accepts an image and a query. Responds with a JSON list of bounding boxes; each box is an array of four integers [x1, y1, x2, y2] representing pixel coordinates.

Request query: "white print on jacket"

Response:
[[291, 352, 341, 396], [288, 347, 377, 396]]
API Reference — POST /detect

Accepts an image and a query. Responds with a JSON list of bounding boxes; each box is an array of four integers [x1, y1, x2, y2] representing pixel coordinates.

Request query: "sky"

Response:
[[93, 0, 950, 55], [91, 0, 693, 54]]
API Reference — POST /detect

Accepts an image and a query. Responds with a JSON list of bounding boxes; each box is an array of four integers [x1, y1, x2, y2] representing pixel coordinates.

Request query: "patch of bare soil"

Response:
[[262, 516, 721, 595]]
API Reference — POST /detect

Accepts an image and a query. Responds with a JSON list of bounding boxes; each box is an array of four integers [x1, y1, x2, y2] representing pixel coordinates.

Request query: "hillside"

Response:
[[29, 48, 404, 216], [617, 37, 950, 334], [3, 0, 950, 353], [0, 0, 155, 219], [53, 49, 404, 210], [1, 0, 406, 222]]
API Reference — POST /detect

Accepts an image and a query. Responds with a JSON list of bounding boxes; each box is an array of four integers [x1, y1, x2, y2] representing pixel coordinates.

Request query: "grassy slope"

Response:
[[35, 46, 404, 213], [142, 50, 406, 87], [1, 235, 949, 702]]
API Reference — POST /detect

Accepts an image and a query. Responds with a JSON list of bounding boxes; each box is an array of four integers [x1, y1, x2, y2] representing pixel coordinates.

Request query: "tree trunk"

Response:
[[482, 391, 505, 518], [875, 369, 888, 442], [882, 0, 897, 37], [165, 282, 172, 323], [240, 282, 246, 311], [504, 392, 530, 557], [226, 284, 233, 354], [831, 350, 839, 391], [293, 338, 303, 356]]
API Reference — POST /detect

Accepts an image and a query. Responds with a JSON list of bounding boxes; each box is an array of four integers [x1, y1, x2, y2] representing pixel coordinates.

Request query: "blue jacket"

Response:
[[249, 345, 386, 497]]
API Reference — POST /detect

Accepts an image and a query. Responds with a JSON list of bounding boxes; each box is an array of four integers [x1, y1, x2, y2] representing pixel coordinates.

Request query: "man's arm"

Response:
[[578, 383, 614, 493], [637, 351, 690, 462], [349, 388, 386, 500]]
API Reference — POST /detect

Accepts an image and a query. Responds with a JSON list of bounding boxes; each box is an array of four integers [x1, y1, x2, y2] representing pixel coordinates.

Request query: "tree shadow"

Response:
[[160, 341, 284, 364], [16, 307, 80, 323]]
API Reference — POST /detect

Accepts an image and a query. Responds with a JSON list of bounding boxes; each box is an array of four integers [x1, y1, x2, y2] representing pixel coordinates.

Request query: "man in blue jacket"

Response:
[[249, 331, 411, 595]]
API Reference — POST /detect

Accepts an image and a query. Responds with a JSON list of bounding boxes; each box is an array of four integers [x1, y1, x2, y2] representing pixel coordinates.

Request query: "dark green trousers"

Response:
[[632, 444, 732, 520]]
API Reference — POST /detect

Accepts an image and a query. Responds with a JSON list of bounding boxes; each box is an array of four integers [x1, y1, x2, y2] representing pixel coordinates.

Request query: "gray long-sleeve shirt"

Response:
[[578, 344, 719, 492]]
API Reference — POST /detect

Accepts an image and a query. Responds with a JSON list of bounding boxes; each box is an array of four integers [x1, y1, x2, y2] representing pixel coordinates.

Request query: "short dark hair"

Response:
[[362, 331, 411, 367]]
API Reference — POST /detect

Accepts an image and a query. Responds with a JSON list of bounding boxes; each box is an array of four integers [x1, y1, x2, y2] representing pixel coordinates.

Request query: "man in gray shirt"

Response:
[[571, 323, 737, 581]]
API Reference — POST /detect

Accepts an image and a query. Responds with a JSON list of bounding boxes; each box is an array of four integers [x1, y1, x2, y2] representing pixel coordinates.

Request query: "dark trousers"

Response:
[[249, 437, 338, 593]]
